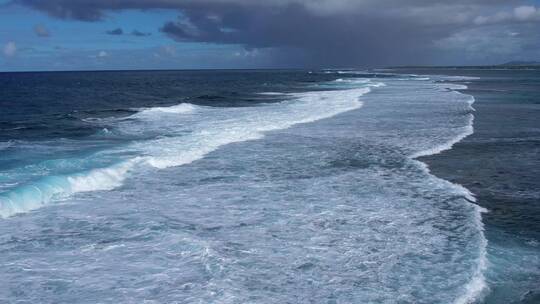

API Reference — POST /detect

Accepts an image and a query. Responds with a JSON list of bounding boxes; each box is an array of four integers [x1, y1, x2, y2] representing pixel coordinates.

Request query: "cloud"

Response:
[[514, 6, 539, 21], [434, 20, 540, 65], [11, 1, 524, 21], [98, 50, 108, 57], [106, 28, 123, 35], [34, 24, 50, 37], [11, 0, 540, 66], [3, 41, 17, 57], [106, 28, 151, 37], [474, 5, 540, 25], [131, 30, 151, 37]]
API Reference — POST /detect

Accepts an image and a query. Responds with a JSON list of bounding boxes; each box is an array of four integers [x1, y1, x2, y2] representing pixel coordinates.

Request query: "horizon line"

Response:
[[1, 63, 538, 74]]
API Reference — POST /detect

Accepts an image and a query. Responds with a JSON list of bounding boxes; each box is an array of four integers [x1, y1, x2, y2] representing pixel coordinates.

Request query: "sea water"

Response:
[[0, 70, 491, 303]]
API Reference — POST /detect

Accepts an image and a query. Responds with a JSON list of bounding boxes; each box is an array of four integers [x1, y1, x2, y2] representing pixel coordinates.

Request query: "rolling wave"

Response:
[[0, 85, 373, 218]]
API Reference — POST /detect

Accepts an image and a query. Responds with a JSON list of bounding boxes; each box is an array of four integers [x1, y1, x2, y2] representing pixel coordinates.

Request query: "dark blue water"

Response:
[[0, 69, 535, 303], [0, 70, 338, 142]]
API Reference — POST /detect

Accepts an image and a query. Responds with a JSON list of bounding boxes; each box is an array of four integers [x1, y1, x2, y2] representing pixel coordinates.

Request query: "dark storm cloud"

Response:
[[11, 0, 540, 66], [106, 28, 151, 37], [106, 28, 123, 35], [10, 0, 523, 21]]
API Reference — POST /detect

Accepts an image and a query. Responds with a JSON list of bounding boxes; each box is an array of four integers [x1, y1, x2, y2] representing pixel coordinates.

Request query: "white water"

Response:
[[407, 81, 488, 304], [0, 86, 372, 218], [0, 75, 489, 304]]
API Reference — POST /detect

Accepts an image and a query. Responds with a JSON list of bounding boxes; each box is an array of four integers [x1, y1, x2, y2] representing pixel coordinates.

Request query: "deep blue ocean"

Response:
[[0, 69, 538, 303]]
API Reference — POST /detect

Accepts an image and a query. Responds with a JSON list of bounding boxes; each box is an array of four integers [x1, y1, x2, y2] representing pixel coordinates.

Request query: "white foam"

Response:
[[258, 92, 285, 96], [142, 87, 370, 169], [442, 76, 481, 81], [67, 158, 140, 193], [415, 157, 488, 304], [438, 83, 469, 91], [453, 204, 489, 304], [135, 103, 197, 115], [407, 80, 489, 304], [411, 85, 475, 159], [332, 78, 385, 88], [411, 122, 474, 159], [393, 76, 431, 81]]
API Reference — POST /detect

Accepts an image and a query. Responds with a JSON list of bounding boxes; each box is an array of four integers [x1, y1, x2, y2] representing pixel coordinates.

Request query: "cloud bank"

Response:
[[10, 0, 540, 66]]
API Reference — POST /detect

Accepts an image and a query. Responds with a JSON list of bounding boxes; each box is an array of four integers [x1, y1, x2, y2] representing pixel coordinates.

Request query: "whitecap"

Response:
[[0, 85, 374, 217], [134, 103, 198, 116]]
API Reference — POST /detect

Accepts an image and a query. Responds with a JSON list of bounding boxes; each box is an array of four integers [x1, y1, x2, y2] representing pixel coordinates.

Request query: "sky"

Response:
[[1, 0, 540, 71]]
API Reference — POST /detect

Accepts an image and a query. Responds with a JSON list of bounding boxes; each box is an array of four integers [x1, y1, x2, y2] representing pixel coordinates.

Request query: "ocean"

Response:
[[398, 67, 540, 304], [0, 69, 537, 303]]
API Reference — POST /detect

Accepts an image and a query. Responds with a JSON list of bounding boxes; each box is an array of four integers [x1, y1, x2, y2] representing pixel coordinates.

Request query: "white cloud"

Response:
[[98, 50, 108, 57], [474, 12, 511, 25], [3, 41, 17, 57], [514, 6, 538, 21], [433, 25, 538, 62], [474, 5, 540, 25]]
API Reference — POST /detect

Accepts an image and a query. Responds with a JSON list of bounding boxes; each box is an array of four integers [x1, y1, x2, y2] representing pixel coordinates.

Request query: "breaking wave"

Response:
[[0, 85, 373, 218]]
